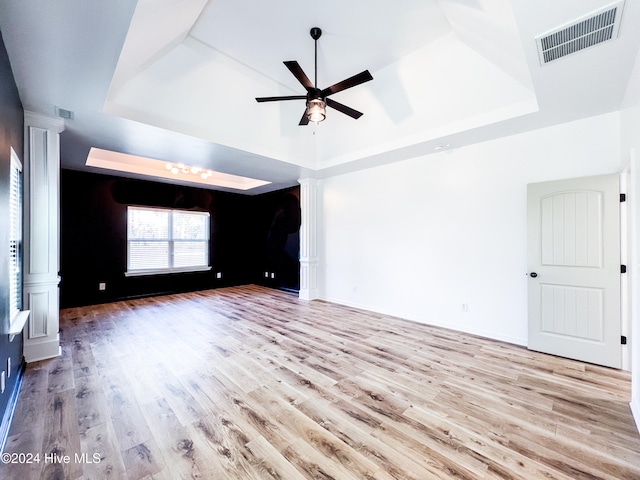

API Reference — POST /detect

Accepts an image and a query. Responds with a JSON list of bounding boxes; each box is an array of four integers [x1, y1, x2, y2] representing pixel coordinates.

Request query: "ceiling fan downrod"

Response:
[[310, 27, 321, 89]]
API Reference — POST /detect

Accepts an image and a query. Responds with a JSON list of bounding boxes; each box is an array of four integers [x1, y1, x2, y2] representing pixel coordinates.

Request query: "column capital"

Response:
[[24, 111, 65, 133], [298, 177, 318, 187]]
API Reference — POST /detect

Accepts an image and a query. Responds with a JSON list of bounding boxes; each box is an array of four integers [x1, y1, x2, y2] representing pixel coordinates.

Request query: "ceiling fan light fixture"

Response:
[[307, 98, 326, 123]]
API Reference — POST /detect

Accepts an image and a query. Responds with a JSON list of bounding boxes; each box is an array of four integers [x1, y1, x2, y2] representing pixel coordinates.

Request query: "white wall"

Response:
[[319, 112, 622, 346], [621, 44, 640, 432]]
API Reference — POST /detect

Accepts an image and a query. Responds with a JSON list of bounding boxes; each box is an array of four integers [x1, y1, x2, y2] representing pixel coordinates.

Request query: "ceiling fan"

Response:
[[255, 27, 373, 125]]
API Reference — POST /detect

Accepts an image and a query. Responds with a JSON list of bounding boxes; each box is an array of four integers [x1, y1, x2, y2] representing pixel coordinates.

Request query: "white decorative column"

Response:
[[298, 178, 319, 300], [22, 112, 64, 362]]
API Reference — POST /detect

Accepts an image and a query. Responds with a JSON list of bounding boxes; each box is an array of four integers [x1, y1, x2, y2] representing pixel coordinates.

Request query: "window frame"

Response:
[[125, 206, 211, 277], [9, 147, 29, 338]]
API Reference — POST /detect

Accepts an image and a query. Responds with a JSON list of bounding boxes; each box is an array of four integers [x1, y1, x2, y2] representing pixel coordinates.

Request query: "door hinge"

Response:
[[621, 265, 627, 274], [621, 336, 627, 345], [620, 193, 627, 202]]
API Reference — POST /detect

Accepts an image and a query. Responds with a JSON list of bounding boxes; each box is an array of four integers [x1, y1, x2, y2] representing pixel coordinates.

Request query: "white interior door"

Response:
[[527, 174, 621, 368]]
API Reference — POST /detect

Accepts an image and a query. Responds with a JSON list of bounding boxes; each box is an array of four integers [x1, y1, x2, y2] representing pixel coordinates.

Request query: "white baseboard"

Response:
[[0, 363, 24, 454], [414, 316, 528, 347], [631, 399, 640, 436], [319, 295, 527, 347]]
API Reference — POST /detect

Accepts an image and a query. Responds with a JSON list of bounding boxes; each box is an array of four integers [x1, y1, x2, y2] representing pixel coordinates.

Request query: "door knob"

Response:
[[530, 272, 538, 278]]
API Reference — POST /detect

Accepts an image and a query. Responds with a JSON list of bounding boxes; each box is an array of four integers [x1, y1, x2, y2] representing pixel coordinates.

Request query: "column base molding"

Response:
[[23, 280, 61, 363], [631, 399, 640, 436], [299, 258, 319, 300], [299, 289, 319, 301], [23, 336, 61, 363]]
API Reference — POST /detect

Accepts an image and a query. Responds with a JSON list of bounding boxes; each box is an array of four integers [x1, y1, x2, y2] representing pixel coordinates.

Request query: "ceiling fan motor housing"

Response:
[[307, 88, 323, 103]]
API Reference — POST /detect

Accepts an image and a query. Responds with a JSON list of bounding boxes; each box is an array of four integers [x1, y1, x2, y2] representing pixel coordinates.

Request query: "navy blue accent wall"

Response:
[[0, 30, 25, 435], [60, 170, 301, 307], [253, 188, 301, 291]]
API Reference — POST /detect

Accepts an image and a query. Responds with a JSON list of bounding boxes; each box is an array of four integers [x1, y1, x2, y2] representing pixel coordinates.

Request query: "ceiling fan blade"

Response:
[[321, 70, 373, 97], [255, 95, 306, 103], [284, 61, 314, 90], [299, 109, 310, 126], [326, 98, 363, 119]]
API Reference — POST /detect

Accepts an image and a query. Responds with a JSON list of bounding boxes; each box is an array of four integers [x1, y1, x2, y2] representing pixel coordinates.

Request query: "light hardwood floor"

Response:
[[2, 285, 639, 479]]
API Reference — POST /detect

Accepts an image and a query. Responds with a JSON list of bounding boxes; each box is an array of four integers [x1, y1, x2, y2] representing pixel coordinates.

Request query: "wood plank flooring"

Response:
[[2, 285, 639, 479]]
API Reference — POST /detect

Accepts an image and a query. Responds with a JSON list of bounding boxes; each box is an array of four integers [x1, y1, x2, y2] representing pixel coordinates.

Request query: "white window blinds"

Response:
[[172, 210, 209, 268], [9, 150, 22, 319], [126, 206, 210, 275]]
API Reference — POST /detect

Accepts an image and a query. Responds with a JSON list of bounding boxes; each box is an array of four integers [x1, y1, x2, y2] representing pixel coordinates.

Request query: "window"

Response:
[[126, 206, 211, 276], [8, 147, 29, 339], [9, 149, 22, 319]]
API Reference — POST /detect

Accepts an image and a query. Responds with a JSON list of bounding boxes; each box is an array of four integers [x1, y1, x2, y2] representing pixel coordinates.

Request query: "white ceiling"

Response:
[[1, 0, 639, 194]]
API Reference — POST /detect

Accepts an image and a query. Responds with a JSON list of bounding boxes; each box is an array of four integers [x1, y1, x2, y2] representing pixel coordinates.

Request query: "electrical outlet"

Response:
[[99, 282, 106, 291], [461, 303, 469, 312], [216, 272, 222, 279], [270, 273, 275, 279], [264, 271, 269, 278]]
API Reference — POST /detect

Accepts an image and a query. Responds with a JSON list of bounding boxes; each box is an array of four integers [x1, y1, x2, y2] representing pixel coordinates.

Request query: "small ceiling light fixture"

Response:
[[165, 162, 213, 179]]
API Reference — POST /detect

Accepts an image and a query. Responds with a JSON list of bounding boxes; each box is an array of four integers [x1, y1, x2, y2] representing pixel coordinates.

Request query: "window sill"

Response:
[[125, 266, 212, 277], [9, 310, 30, 342]]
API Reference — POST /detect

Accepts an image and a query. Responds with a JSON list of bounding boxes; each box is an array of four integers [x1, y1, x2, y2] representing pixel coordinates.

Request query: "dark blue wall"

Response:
[[255, 187, 301, 291], [60, 170, 301, 307], [0, 29, 25, 438]]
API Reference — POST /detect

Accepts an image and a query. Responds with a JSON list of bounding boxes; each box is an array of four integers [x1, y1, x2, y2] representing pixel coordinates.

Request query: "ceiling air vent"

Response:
[[55, 106, 74, 120], [535, 1, 624, 65]]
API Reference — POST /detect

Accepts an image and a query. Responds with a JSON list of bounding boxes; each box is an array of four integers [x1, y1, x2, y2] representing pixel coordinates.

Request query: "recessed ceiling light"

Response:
[[433, 144, 450, 151]]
